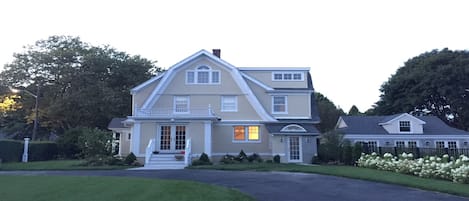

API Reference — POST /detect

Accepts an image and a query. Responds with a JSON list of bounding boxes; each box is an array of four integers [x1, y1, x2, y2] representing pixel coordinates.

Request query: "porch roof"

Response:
[[107, 118, 128, 129]]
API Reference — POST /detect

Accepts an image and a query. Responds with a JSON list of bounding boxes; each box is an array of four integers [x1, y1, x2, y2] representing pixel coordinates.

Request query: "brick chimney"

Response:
[[212, 49, 221, 58]]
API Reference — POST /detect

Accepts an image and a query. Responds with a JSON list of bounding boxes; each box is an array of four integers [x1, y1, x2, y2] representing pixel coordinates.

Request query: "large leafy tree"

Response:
[[315, 92, 345, 133], [0, 36, 161, 138], [373, 48, 469, 130]]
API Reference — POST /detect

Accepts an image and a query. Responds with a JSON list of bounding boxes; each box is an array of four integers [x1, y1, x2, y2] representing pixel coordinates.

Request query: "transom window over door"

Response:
[[186, 66, 220, 84], [174, 96, 189, 113], [272, 96, 287, 113]]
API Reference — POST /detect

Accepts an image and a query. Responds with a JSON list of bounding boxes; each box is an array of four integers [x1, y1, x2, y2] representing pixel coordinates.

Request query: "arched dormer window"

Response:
[[280, 124, 306, 132], [186, 65, 220, 84]]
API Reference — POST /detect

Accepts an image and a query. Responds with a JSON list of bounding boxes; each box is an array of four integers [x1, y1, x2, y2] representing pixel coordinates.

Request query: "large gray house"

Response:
[[336, 113, 469, 150]]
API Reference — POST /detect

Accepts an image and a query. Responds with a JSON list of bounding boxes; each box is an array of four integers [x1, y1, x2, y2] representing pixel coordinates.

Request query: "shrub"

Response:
[[273, 154, 281, 163], [124, 152, 137, 165], [29, 141, 58, 161], [266, 159, 273, 163], [77, 127, 113, 158], [248, 153, 263, 163], [235, 150, 248, 162], [352, 142, 364, 164], [192, 152, 212, 166], [220, 154, 238, 164], [0, 140, 22, 162], [57, 128, 82, 159], [358, 152, 469, 184]]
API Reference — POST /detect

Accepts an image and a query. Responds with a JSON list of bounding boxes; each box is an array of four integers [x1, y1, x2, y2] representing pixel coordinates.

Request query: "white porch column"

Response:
[[204, 121, 212, 157], [131, 121, 141, 155]]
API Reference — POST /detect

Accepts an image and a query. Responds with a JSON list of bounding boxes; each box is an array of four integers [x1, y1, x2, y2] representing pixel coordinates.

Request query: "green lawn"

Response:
[[190, 163, 469, 197], [0, 175, 254, 201], [0, 160, 128, 170]]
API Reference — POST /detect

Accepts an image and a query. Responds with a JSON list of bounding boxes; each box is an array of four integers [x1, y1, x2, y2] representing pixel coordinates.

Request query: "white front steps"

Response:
[[144, 154, 186, 170]]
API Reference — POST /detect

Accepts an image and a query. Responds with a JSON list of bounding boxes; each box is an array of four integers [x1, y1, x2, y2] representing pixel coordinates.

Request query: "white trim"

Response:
[[238, 67, 310, 71], [131, 122, 141, 155], [130, 73, 165, 94], [272, 95, 288, 114], [232, 125, 262, 143], [240, 72, 274, 91], [140, 49, 276, 122], [204, 121, 212, 157], [221, 95, 238, 112]]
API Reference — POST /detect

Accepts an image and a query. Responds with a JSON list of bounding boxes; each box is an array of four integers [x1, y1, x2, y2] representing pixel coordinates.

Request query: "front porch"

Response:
[[129, 119, 216, 169]]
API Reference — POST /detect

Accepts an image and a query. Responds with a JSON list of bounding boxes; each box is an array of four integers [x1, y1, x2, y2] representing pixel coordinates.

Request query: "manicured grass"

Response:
[[190, 163, 469, 197], [0, 160, 128, 170], [0, 175, 253, 201]]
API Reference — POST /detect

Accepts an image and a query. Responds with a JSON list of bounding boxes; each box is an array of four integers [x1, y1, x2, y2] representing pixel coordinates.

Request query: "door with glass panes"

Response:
[[288, 136, 302, 162], [157, 125, 186, 153]]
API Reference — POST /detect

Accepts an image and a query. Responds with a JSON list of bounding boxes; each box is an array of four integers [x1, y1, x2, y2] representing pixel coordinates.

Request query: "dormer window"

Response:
[[399, 121, 411, 132], [186, 66, 220, 84], [272, 72, 304, 81]]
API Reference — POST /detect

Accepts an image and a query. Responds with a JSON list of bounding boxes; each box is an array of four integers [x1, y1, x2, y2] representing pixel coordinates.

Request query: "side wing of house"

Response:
[[337, 114, 469, 150]]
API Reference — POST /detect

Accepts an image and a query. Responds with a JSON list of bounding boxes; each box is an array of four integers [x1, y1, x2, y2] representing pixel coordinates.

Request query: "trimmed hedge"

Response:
[[29, 141, 58, 161], [0, 140, 58, 162], [0, 140, 22, 162]]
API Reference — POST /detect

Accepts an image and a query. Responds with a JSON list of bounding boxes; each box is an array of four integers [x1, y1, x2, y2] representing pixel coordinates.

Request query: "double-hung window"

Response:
[[174, 96, 189, 113], [233, 126, 260, 142], [399, 121, 411, 132], [186, 66, 220, 84], [272, 96, 287, 113], [221, 96, 237, 112]]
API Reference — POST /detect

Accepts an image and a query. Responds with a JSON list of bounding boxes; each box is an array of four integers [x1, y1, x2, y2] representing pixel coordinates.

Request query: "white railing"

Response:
[[184, 138, 192, 167], [145, 138, 155, 164], [134, 105, 216, 118]]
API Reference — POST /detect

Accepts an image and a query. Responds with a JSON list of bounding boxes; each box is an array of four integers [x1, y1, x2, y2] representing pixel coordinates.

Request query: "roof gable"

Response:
[[378, 113, 426, 125], [140, 49, 276, 122]]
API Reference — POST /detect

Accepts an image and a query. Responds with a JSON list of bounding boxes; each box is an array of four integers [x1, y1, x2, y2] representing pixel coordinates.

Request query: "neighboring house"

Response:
[[335, 113, 469, 151], [108, 49, 320, 169]]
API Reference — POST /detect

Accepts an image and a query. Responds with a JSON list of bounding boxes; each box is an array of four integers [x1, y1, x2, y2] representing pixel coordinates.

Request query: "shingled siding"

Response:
[[362, 146, 469, 159]]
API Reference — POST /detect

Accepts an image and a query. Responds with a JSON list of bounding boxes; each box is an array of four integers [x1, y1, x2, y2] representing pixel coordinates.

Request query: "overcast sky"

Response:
[[1, 0, 468, 112]]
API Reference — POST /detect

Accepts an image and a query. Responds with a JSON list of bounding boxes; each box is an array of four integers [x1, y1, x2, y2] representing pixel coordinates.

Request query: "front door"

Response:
[[288, 136, 302, 162], [158, 125, 186, 153]]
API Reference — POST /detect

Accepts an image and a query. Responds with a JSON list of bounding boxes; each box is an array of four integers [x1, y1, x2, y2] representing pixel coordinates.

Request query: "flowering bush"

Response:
[[357, 152, 469, 184]]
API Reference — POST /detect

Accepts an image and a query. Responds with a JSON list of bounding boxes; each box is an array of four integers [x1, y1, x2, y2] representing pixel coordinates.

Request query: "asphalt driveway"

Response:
[[1, 169, 468, 201]]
